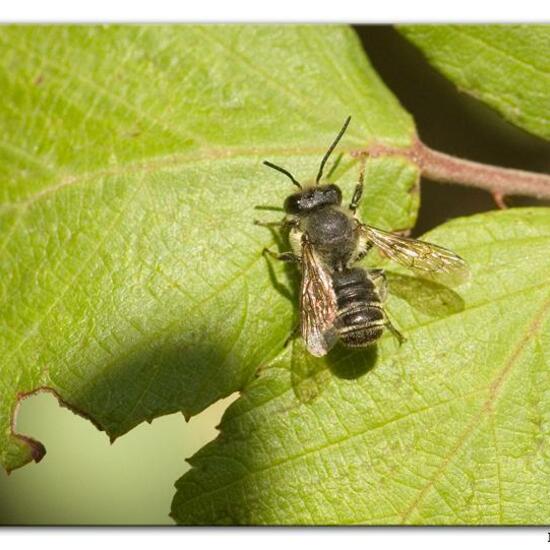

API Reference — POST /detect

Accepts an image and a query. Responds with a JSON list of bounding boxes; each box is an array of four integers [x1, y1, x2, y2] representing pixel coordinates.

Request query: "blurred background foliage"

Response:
[[0, 25, 549, 525]]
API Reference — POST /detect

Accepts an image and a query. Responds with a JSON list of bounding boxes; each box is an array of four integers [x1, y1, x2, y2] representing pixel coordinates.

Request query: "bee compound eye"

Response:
[[327, 184, 342, 204], [284, 194, 301, 214]]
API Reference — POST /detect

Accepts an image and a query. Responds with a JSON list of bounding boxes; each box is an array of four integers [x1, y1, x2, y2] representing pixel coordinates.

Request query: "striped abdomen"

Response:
[[332, 268, 385, 347]]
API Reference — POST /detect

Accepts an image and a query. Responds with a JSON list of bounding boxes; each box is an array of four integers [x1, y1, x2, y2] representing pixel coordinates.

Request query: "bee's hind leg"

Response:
[[369, 269, 406, 345], [385, 316, 406, 345], [368, 268, 387, 301]]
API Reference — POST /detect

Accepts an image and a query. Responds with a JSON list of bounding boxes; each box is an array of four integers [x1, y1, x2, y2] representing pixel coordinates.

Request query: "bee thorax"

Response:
[[306, 207, 352, 242], [303, 207, 355, 266]]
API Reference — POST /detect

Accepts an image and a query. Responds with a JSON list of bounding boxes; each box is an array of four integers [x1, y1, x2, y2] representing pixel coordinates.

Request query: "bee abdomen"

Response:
[[336, 304, 385, 347], [332, 268, 385, 347]]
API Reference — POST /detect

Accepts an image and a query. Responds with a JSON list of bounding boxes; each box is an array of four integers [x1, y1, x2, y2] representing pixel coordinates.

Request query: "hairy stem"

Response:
[[358, 137, 550, 201]]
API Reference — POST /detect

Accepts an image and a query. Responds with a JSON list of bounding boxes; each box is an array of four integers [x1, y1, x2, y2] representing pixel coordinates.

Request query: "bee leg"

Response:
[[368, 268, 388, 301], [263, 248, 300, 263], [261, 248, 295, 303], [349, 161, 365, 213], [385, 316, 406, 345], [370, 270, 404, 343], [353, 246, 372, 263], [254, 220, 287, 227], [254, 220, 285, 227], [254, 217, 298, 229], [349, 182, 363, 213], [350, 224, 373, 263]]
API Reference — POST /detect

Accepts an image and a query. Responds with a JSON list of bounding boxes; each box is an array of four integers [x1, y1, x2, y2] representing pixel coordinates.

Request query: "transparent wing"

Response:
[[300, 240, 338, 357], [360, 224, 470, 287]]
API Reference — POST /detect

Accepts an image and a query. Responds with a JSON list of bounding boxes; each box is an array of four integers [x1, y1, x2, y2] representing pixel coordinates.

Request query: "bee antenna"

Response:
[[263, 161, 303, 190], [315, 115, 351, 185]]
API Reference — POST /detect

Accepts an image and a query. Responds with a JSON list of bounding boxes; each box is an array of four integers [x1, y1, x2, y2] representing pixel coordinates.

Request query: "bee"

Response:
[[257, 116, 469, 357]]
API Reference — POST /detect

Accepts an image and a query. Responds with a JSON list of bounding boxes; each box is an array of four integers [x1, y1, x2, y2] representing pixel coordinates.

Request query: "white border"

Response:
[[0, 0, 549, 23], [1, 3, 549, 544], [0, 528, 549, 549]]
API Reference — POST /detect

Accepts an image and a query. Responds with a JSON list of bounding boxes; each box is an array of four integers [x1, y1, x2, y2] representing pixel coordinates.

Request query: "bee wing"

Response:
[[360, 224, 469, 287], [300, 240, 338, 357]]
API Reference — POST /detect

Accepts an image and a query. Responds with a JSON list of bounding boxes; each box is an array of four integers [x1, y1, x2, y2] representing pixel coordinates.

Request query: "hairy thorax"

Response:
[[296, 206, 357, 269]]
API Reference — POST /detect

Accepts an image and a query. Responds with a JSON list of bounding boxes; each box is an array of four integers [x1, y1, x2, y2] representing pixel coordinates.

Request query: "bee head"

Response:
[[283, 184, 342, 214], [262, 116, 352, 215]]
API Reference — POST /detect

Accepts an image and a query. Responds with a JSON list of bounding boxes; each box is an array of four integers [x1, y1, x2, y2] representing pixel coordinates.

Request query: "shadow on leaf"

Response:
[[290, 339, 378, 404], [387, 272, 465, 317], [255, 221, 300, 305]]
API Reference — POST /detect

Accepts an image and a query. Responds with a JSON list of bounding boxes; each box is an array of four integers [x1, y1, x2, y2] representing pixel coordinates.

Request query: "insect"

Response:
[[256, 116, 469, 357]]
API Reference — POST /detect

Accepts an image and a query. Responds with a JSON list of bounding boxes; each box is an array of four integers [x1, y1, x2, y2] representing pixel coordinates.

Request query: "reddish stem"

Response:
[[359, 137, 550, 201]]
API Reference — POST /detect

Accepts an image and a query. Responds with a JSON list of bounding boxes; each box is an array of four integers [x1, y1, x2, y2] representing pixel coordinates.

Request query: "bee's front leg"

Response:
[[253, 217, 298, 229], [262, 248, 301, 263], [254, 220, 285, 228]]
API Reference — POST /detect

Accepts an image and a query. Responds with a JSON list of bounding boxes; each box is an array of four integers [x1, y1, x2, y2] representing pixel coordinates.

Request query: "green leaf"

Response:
[[172, 208, 550, 525], [399, 25, 550, 140], [0, 25, 417, 472]]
